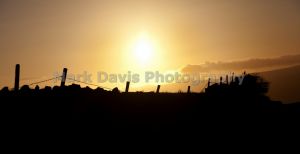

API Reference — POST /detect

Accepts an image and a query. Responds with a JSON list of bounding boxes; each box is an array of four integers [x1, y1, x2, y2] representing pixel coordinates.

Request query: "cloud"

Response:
[[181, 54, 300, 73]]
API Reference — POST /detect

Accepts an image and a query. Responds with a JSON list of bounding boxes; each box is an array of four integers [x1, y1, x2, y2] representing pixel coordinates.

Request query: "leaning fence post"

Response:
[[156, 85, 160, 93], [60, 68, 68, 87], [14, 64, 20, 91], [125, 81, 130, 93], [187, 86, 191, 93]]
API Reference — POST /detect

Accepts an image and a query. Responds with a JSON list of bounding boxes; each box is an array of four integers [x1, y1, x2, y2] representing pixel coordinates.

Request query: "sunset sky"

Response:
[[1, 0, 300, 88]]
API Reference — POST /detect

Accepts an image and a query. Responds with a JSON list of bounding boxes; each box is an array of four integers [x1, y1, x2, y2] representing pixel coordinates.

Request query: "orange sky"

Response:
[[0, 0, 300, 88]]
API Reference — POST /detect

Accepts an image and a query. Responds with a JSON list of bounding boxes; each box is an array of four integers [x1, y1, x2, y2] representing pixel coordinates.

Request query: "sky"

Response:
[[0, 0, 300, 88]]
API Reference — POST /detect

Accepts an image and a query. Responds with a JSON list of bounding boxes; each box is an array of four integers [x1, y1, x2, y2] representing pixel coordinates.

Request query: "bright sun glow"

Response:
[[133, 33, 154, 65]]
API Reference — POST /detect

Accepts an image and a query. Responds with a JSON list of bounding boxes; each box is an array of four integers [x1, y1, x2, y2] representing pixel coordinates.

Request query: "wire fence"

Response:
[[19, 75, 113, 90], [28, 76, 62, 86], [66, 78, 113, 90]]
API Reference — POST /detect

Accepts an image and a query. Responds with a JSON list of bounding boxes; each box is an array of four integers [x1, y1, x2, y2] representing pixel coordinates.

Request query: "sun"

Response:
[[133, 33, 154, 65]]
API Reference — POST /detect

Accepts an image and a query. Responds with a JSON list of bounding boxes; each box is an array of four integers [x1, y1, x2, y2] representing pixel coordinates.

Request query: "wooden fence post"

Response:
[[14, 64, 20, 91], [226, 75, 228, 84], [220, 76, 223, 85], [187, 86, 191, 93], [60, 68, 68, 87], [156, 85, 160, 93], [125, 81, 130, 93]]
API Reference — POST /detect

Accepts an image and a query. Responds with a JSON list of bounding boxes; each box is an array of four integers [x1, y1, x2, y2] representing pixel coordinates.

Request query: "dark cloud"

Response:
[[181, 54, 300, 72]]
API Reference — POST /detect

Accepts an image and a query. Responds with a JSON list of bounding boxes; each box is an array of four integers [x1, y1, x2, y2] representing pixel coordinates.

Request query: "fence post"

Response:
[[60, 68, 68, 87], [187, 86, 191, 93], [14, 64, 20, 91], [156, 85, 160, 93], [125, 81, 130, 93], [226, 75, 228, 84]]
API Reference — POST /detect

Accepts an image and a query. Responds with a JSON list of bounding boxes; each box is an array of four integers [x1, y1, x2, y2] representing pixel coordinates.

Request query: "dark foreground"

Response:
[[1, 74, 300, 133]]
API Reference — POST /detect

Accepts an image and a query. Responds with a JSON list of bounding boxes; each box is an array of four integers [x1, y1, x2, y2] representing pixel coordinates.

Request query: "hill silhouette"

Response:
[[1, 73, 299, 133], [258, 65, 300, 103]]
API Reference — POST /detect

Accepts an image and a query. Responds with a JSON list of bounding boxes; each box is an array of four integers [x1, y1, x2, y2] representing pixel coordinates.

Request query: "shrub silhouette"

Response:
[[240, 74, 269, 95]]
